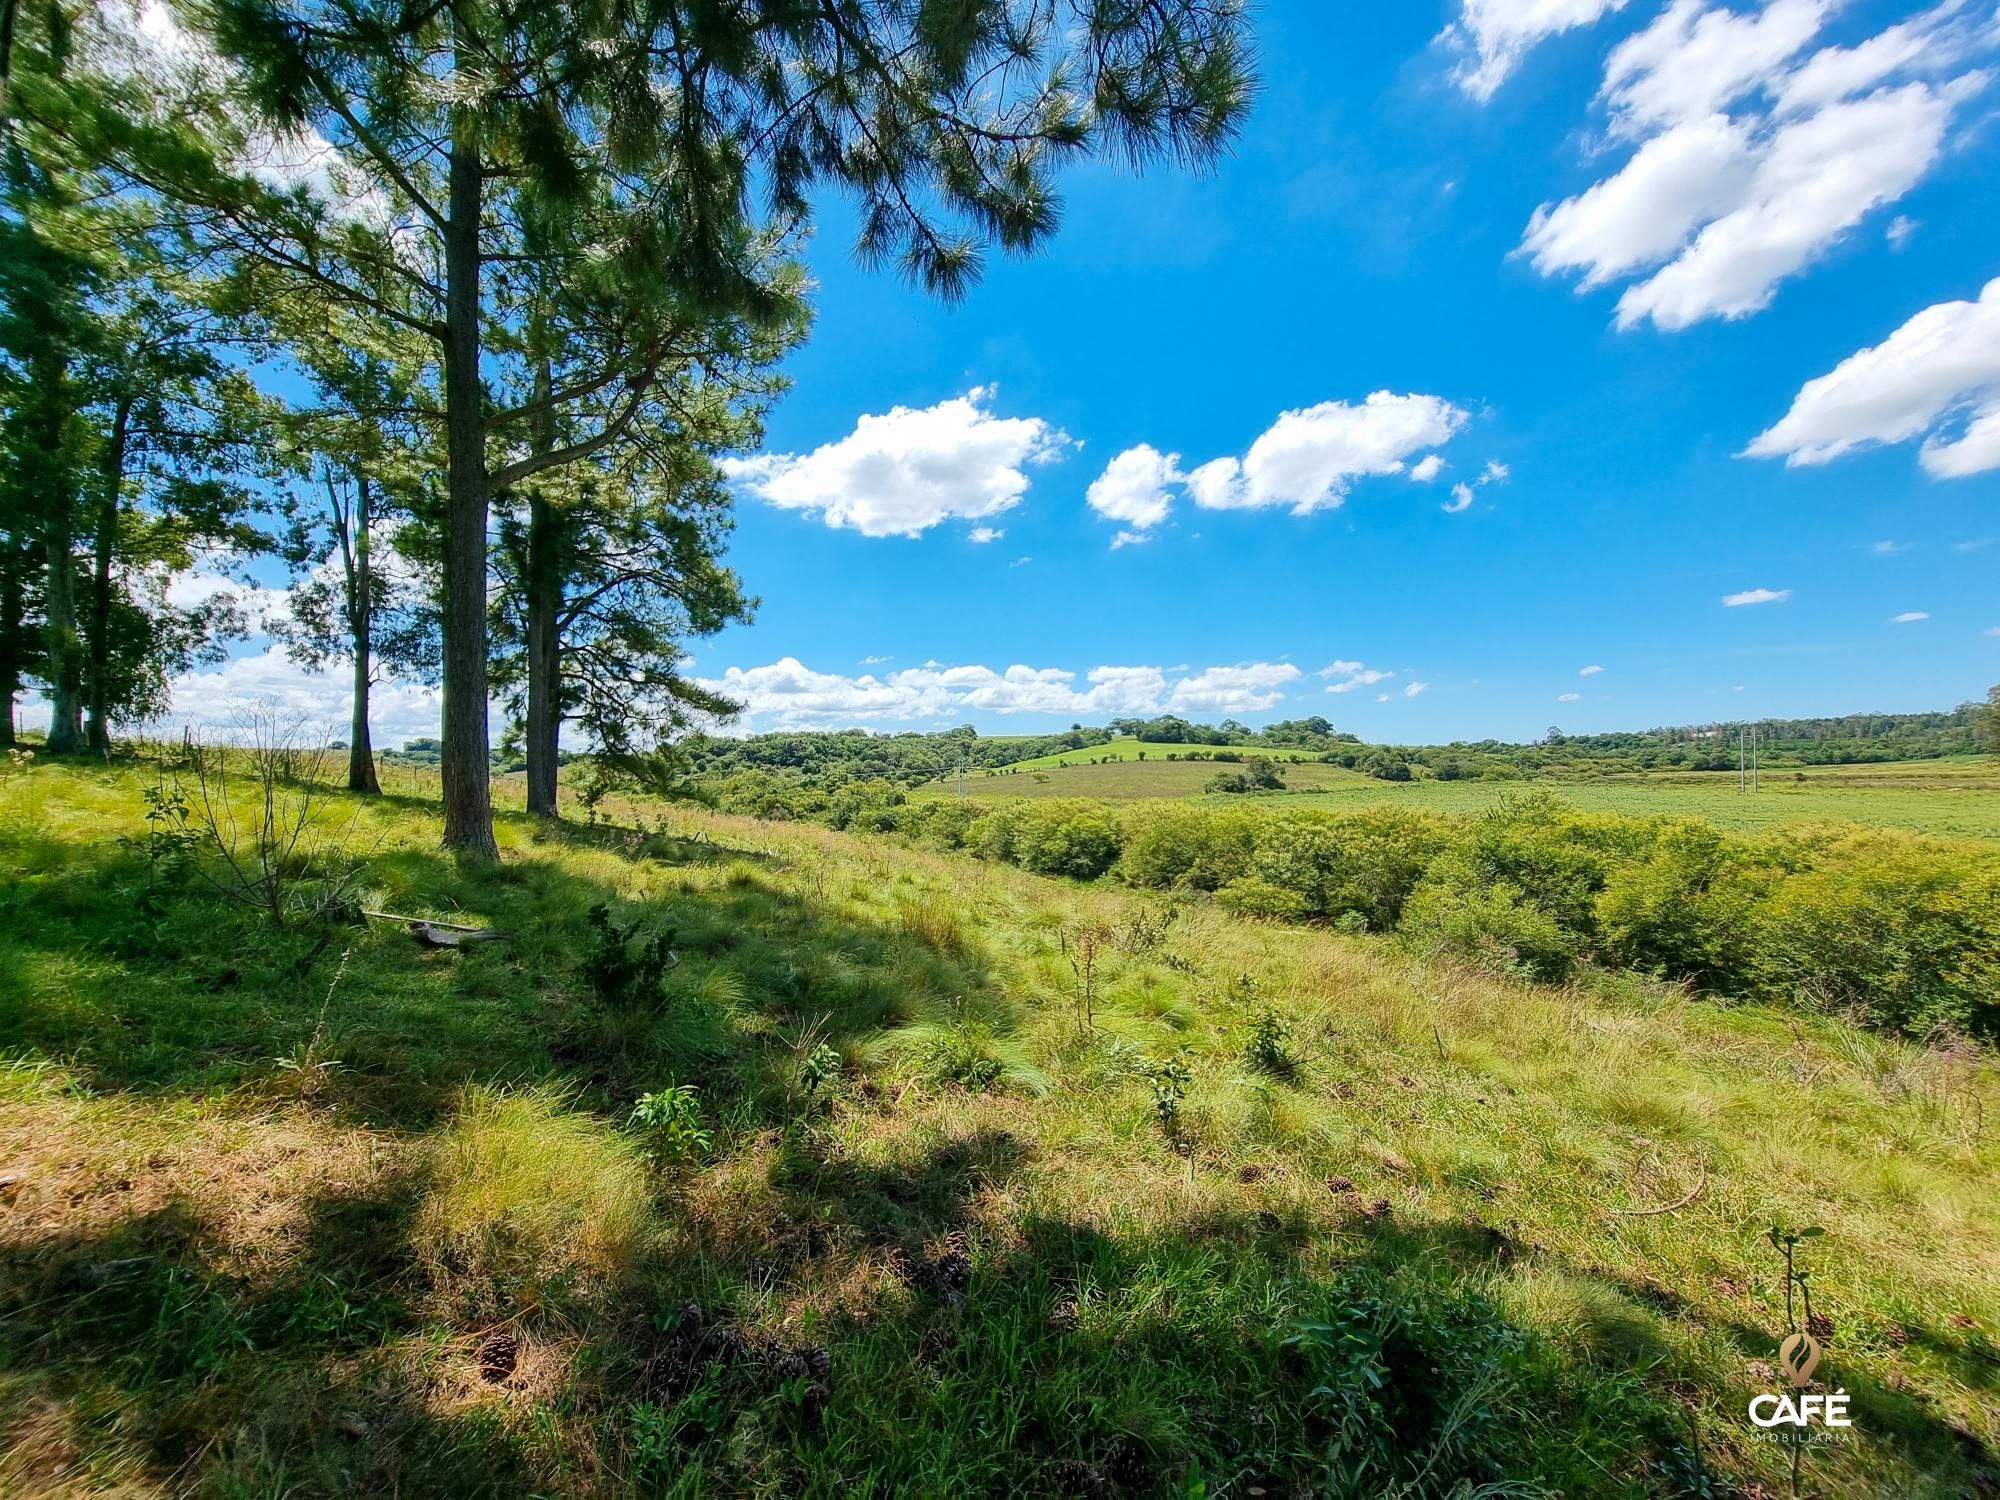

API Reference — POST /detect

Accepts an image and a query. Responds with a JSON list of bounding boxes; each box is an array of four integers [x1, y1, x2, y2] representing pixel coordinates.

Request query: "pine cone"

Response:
[[475, 1330, 518, 1383]]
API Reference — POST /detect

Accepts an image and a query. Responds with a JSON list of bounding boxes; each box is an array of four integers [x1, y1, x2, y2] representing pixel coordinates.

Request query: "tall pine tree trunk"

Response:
[[36, 347, 83, 754], [521, 354, 561, 819], [346, 474, 380, 794], [438, 108, 497, 857], [84, 395, 130, 757], [0, 529, 23, 748], [523, 491, 561, 818], [41, 516, 82, 752]]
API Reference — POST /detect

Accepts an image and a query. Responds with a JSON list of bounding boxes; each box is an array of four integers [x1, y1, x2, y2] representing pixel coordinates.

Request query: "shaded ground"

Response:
[[2, 755, 1997, 1497]]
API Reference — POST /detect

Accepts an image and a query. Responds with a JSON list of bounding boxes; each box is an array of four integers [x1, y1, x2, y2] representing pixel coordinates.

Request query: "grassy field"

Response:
[[921, 755, 2000, 838], [3, 754, 1999, 1497]]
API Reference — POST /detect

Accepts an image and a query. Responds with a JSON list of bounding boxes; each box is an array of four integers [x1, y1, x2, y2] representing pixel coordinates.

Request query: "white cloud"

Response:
[[721, 387, 1069, 537], [1600, 0, 1827, 135], [163, 570, 294, 632], [689, 658, 1296, 729], [1615, 84, 1967, 331], [1110, 529, 1151, 550], [1579, 663, 1605, 675], [1326, 663, 1395, 694], [861, 654, 893, 665], [1375, 693, 1392, 703], [1871, 539, 1911, 555], [1444, 483, 1475, 513], [1404, 681, 1431, 697], [1558, 691, 1583, 701], [1167, 663, 1302, 714], [1480, 459, 1511, 484], [1887, 214, 1919, 249], [1723, 587, 1791, 606], [1520, 2, 1996, 331], [1086, 444, 1184, 533], [1099, 394, 1467, 530], [1956, 537, 1994, 551], [1890, 610, 1931, 623], [1440, 0, 1629, 102], [1986, 625, 2000, 637], [1187, 394, 1468, 514], [81, 644, 446, 748], [967, 527, 1004, 544], [1524, 115, 1755, 288], [1745, 276, 2000, 476]]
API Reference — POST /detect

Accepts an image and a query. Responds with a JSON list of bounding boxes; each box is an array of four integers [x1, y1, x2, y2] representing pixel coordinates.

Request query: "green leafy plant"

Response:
[[629, 1085, 712, 1163], [583, 904, 679, 1008], [121, 775, 201, 878], [1243, 1011, 1298, 1079], [797, 1042, 842, 1099], [1142, 1053, 1192, 1145]]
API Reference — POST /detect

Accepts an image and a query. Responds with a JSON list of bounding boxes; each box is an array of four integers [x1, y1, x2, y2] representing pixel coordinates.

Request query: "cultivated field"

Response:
[[2, 756, 1997, 1497], [920, 752, 2000, 839]]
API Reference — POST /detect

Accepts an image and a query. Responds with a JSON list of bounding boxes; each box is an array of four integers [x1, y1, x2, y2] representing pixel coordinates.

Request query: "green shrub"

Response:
[[978, 801, 1123, 880], [1120, 804, 1257, 891], [1746, 833, 2000, 1036], [1402, 853, 1584, 982], [1595, 818, 1763, 987]]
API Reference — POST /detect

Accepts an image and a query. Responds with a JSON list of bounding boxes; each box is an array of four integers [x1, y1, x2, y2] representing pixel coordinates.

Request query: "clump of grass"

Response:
[[897, 891, 971, 957], [416, 1087, 652, 1313], [870, 995, 1050, 1096]]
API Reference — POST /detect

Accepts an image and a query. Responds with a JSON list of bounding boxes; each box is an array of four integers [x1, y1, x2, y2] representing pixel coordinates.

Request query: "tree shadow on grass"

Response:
[[0, 1181, 549, 1498], [0, 817, 1011, 1133]]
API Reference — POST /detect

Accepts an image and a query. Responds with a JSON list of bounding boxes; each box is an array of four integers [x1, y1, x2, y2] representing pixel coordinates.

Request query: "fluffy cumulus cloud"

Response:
[[1723, 586, 1791, 606], [164, 570, 293, 632], [1519, 0, 1998, 331], [691, 658, 1300, 730], [1085, 395, 1467, 540], [721, 387, 1069, 538], [1745, 276, 2000, 476], [1166, 663, 1303, 714], [1191, 394, 1469, 513], [1087, 444, 1184, 531], [21, 644, 446, 747], [1323, 661, 1395, 694], [1444, 483, 1475, 514], [1439, 0, 1630, 101]]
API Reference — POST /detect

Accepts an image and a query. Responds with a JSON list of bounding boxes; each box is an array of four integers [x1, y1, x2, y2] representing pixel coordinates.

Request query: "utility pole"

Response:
[[1751, 723, 1759, 793], [1739, 725, 1746, 793]]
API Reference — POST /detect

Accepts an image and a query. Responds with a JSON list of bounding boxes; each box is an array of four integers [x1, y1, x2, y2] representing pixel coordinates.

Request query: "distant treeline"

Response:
[[674, 717, 1358, 788], [639, 704, 1990, 793], [698, 782, 2000, 1041]]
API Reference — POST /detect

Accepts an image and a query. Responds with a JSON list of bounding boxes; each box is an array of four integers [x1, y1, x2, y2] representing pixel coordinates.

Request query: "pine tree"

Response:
[[36, 0, 1252, 852]]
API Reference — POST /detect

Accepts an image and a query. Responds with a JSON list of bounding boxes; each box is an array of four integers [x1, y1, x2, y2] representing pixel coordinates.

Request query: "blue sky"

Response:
[[159, 1, 2000, 744]]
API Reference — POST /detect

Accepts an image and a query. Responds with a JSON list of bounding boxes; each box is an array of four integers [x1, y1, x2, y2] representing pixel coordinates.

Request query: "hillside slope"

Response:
[[2, 758, 1997, 1497]]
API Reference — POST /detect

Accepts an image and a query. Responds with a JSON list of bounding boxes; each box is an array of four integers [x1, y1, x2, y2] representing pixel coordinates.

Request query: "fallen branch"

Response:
[[361, 909, 514, 948], [361, 909, 489, 931], [1612, 1155, 1708, 1217]]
